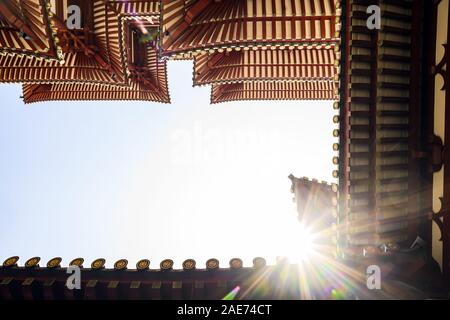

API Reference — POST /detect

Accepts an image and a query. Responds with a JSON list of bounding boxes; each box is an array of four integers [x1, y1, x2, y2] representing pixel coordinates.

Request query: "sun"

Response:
[[288, 224, 316, 262], [295, 225, 316, 260], [274, 219, 318, 264]]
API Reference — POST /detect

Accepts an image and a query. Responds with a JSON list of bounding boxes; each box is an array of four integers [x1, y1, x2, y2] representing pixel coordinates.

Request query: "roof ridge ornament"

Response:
[[136, 259, 150, 270], [47, 257, 62, 268], [253, 257, 266, 268], [69, 258, 84, 268], [114, 259, 128, 270], [25, 257, 40, 268], [229, 258, 243, 269], [182, 259, 196, 270], [2, 256, 19, 267], [91, 258, 106, 270], [206, 258, 219, 270], [160, 259, 174, 271]]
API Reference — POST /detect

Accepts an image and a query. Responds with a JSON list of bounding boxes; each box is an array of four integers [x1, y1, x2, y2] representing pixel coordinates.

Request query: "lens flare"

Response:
[[222, 286, 240, 300], [280, 223, 317, 263], [296, 225, 315, 260]]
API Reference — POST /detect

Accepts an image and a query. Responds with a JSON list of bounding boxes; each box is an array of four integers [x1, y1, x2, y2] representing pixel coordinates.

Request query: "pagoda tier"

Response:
[[0, 1, 160, 86], [160, 0, 341, 58], [22, 31, 170, 103], [194, 45, 338, 86], [0, 0, 63, 61], [211, 80, 337, 103], [22, 80, 169, 103]]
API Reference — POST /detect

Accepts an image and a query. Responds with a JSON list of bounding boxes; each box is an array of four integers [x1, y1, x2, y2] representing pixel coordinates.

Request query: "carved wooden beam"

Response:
[[53, 17, 113, 73]]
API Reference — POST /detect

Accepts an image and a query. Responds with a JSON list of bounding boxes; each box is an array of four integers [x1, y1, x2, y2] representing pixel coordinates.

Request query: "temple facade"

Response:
[[338, 0, 418, 254], [337, 0, 450, 290]]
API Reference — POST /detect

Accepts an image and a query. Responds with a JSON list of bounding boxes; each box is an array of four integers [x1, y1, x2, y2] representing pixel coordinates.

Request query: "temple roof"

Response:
[[0, 0, 63, 61], [160, 0, 341, 58], [0, 1, 160, 86], [0, 256, 306, 299], [211, 80, 337, 103], [0, 52, 117, 84], [0, 254, 437, 300], [194, 45, 338, 86], [1, 256, 267, 271], [1, 2, 171, 103], [22, 41, 170, 103], [0, 0, 343, 104], [22, 81, 169, 104]]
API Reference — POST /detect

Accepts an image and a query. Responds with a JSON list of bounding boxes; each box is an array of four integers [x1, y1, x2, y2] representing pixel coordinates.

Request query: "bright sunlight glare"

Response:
[[0, 61, 337, 268], [276, 221, 317, 263]]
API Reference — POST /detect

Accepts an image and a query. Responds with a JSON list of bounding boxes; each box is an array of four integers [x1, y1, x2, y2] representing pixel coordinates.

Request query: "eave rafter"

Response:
[[211, 80, 337, 103], [194, 44, 339, 86], [129, 65, 160, 92], [161, 0, 341, 58], [21, 31, 170, 103], [0, 0, 63, 61]]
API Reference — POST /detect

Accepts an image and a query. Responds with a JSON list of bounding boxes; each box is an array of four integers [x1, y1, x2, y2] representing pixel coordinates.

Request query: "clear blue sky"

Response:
[[0, 61, 337, 268]]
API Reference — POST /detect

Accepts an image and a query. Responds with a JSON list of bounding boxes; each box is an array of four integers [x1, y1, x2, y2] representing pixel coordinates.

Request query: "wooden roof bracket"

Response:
[[53, 17, 113, 74], [184, 0, 212, 24], [410, 134, 444, 173], [411, 134, 444, 173]]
